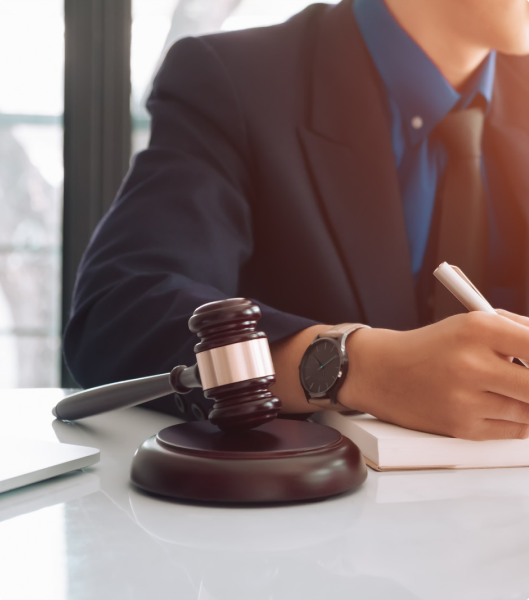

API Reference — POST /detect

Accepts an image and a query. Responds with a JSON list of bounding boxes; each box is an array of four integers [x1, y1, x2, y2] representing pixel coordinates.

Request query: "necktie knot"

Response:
[[435, 107, 485, 159]]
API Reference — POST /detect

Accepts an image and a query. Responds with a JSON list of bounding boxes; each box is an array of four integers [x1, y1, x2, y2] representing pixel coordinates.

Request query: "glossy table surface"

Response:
[[1, 389, 529, 600]]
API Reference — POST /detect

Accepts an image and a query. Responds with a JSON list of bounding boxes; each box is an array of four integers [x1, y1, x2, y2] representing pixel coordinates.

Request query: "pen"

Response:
[[434, 262, 529, 368]]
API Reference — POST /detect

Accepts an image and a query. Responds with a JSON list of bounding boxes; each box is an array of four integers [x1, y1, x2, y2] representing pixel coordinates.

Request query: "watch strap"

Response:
[[316, 323, 369, 340]]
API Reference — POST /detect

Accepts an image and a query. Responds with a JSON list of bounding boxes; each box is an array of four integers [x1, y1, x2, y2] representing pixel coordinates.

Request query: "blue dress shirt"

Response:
[[353, 0, 496, 278]]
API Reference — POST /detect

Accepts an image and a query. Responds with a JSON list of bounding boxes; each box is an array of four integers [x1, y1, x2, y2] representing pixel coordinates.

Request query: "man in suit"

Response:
[[64, 0, 529, 440]]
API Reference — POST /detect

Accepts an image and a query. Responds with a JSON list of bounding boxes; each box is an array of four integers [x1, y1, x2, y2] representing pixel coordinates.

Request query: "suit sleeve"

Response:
[[63, 36, 318, 388]]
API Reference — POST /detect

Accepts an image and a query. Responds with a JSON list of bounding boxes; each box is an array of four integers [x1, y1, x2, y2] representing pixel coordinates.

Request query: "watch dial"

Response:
[[300, 339, 341, 395]]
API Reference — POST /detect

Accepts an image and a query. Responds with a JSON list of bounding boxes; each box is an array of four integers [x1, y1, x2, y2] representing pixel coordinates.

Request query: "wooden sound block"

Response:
[[130, 419, 367, 503]]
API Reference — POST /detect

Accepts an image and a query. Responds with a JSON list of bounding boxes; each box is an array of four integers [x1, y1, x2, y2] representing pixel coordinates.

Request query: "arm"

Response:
[[272, 311, 529, 440], [63, 36, 316, 388]]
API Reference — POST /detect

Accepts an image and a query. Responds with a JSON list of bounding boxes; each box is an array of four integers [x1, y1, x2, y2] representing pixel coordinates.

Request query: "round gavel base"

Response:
[[130, 419, 366, 503]]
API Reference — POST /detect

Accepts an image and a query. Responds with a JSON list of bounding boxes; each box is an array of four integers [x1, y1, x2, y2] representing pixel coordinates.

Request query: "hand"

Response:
[[339, 311, 529, 440]]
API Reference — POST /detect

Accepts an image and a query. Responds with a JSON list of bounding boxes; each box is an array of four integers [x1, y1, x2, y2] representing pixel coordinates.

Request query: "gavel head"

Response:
[[188, 298, 282, 432]]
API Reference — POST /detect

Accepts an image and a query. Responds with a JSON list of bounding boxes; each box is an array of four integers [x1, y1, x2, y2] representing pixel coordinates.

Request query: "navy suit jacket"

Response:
[[64, 0, 529, 418]]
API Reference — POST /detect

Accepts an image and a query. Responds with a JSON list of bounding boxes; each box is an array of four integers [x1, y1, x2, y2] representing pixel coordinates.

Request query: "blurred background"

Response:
[[0, 0, 338, 389]]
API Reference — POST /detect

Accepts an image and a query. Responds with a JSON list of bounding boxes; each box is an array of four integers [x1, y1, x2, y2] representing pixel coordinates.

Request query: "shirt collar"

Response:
[[353, 0, 496, 145]]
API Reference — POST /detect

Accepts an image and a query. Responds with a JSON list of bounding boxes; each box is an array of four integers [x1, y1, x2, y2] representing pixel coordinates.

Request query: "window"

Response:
[[0, 0, 64, 387], [1, 0, 337, 388], [131, 0, 338, 154]]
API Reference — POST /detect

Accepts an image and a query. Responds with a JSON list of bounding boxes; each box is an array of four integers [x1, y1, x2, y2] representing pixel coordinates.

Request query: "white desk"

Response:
[[1, 389, 529, 600]]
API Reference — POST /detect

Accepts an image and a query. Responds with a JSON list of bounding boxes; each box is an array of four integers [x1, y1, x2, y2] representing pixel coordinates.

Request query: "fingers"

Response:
[[475, 419, 529, 441], [486, 358, 529, 405], [463, 311, 529, 363], [466, 392, 529, 440], [482, 392, 529, 424], [496, 309, 529, 329]]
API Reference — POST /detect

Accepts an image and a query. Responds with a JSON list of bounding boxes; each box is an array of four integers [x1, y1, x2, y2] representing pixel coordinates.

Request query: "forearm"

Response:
[[270, 324, 331, 413], [270, 322, 373, 414], [271, 311, 529, 442]]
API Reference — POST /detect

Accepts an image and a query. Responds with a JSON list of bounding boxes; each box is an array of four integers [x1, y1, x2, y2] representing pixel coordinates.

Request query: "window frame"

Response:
[[62, 0, 132, 385]]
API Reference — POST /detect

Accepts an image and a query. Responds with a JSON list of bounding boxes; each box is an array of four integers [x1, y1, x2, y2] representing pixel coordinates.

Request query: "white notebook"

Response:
[[317, 412, 529, 471], [0, 439, 100, 494]]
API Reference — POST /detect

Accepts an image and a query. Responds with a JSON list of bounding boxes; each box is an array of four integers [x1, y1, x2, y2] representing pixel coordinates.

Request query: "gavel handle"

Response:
[[53, 365, 201, 421]]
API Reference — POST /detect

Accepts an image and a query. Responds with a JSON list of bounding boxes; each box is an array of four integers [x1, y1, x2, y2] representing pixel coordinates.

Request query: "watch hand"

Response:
[[311, 355, 322, 367], [318, 356, 338, 370]]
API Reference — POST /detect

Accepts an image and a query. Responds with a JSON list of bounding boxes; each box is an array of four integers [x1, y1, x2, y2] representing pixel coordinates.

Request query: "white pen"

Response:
[[434, 262, 529, 368]]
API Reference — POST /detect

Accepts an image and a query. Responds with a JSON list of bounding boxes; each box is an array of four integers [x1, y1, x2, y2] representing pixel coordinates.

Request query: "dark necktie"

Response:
[[432, 107, 489, 321]]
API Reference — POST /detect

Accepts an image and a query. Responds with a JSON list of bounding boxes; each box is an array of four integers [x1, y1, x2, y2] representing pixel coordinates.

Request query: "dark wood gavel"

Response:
[[54, 298, 281, 431], [54, 298, 367, 503]]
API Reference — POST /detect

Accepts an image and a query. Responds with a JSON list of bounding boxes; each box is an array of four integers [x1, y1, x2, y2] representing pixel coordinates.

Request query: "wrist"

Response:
[[298, 323, 370, 411], [337, 326, 374, 412]]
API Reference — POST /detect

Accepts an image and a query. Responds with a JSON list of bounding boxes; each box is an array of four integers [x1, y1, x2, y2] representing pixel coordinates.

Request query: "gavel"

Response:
[[54, 298, 366, 503], [54, 298, 280, 431]]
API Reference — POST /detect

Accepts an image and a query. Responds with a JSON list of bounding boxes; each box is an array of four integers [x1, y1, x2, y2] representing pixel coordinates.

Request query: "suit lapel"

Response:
[[486, 54, 529, 312], [299, 1, 418, 330]]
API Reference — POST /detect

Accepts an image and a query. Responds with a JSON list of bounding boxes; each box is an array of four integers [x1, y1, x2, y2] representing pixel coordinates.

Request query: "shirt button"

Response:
[[411, 116, 424, 129]]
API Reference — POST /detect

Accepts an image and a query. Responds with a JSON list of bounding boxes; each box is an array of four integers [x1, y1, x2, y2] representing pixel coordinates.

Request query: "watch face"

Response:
[[300, 339, 342, 396]]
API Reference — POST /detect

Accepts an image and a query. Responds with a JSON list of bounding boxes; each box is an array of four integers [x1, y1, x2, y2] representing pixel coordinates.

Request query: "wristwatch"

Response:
[[299, 323, 370, 410]]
